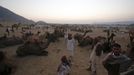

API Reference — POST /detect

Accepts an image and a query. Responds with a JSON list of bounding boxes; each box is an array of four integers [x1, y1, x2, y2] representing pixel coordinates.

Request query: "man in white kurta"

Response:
[[67, 34, 75, 58]]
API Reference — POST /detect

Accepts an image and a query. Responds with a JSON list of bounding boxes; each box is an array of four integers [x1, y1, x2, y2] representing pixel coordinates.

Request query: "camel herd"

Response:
[[0, 24, 134, 75]]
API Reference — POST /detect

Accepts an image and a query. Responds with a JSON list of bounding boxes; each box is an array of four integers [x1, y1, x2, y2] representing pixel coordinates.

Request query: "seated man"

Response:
[[102, 43, 131, 75]]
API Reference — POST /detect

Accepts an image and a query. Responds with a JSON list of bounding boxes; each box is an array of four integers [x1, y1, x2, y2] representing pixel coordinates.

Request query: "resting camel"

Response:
[[16, 34, 49, 57]]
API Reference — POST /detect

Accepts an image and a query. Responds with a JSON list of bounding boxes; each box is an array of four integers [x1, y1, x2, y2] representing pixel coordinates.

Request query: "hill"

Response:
[[0, 6, 35, 24]]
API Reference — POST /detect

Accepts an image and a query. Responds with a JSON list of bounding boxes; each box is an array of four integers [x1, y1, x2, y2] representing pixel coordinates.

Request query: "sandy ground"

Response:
[[0, 26, 130, 75]]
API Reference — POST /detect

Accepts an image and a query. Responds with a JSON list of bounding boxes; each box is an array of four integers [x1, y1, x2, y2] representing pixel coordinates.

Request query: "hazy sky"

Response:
[[0, 0, 134, 24]]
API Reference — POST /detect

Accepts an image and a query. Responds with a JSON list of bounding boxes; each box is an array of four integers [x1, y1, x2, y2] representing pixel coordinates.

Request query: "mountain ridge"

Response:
[[0, 6, 35, 24]]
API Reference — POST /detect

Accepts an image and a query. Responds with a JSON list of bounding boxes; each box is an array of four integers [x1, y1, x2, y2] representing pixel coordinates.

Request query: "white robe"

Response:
[[88, 42, 102, 72], [67, 38, 75, 56]]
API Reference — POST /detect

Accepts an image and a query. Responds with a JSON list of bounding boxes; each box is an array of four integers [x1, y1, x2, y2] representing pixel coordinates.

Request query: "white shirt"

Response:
[[67, 38, 75, 51]]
